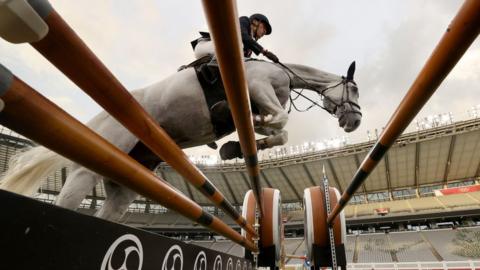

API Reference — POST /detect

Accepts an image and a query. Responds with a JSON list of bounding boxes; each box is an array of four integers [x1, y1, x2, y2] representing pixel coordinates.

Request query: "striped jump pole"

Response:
[[327, 0, 480, 225], [0, 65, 257, 252], [0, 0, 254, 235], [201, 0, 264, 216]]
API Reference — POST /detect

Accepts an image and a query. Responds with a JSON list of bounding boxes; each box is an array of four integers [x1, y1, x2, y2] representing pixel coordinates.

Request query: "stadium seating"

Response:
[[119, 212, 155, 226], [344, 205, 355, 218], [191, 228, 480, 264], [356, 234, 393, 263], [388, 232, 437, 262], [436, 193, 478, 209], [400, 197, 443, 212], [286, 210, 303, 222], [382, 199, 413, 214], [228, 243, 244, 257], [355, 202, 384, 217], [193, 240, 214, 249], [346, 192, 480, 219], [345, 235, 356, 263], [210, 240, 235, 253], [421, 227, 480, 261], [470, 191, 480, 202], [284, 238, 305, 264]]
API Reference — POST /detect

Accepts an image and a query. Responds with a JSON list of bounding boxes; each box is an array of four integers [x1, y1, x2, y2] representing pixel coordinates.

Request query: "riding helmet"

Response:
[[249, 13, 272, 35]]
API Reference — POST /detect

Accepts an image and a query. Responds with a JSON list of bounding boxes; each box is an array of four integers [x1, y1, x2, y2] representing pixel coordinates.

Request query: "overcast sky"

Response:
[[1, 0, 479, 158]]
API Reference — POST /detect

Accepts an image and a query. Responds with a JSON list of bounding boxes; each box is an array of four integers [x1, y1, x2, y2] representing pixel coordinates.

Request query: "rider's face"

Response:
[[252, 21, 267, 40]]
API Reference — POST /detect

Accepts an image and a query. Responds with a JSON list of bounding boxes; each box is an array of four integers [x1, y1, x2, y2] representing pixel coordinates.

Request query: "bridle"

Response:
[[277, 62, 362, 117]]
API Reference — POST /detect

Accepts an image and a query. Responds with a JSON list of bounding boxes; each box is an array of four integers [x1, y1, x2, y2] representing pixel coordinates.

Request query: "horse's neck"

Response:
[[283, 63, 342, 93]]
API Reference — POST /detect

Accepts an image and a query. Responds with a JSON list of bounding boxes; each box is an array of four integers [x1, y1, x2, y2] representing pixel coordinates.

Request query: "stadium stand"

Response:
[[228, 243, 244, 257], [382, 199, 412, 214], [422, 227, 480, 261], [210, 240, 235, 253], [191, 228, 480, 264], [346, 193, 480, 220], [346, 235, 356, 263], [436, 193, 479, 209], [356, 234, 393, 263], [193, 240, 214, 249], [286, 210, 303, 222], [404, 196, 444, 212], [284, 238, 305, 265], [470, 192, 480, 202], [388, 232, 438, 262]]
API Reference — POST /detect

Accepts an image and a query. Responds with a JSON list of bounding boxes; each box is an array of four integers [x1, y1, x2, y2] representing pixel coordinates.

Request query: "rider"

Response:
[[190, 13, 279, 63], [189, 14, 280, 151], [240, 13, 279, 63]]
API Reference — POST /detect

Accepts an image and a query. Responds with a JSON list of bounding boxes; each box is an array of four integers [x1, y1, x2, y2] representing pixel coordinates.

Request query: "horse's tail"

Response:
[[0, 146, 72, 196]]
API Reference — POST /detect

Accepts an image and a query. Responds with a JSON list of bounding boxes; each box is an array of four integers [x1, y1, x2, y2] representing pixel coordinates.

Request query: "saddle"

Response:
[[178, 53, 262, 143]]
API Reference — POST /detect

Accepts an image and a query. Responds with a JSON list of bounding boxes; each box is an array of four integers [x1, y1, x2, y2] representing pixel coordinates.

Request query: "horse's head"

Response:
[[322, 62, 362, 132]]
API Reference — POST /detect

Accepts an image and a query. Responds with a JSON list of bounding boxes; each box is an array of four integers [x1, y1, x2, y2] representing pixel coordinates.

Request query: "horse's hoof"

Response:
[[207, 142, 218, 149], [220, 141, 243, 160]]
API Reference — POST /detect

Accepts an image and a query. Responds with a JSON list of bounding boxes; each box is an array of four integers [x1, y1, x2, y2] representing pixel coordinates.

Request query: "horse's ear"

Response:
[[346, 61, 356, 81]]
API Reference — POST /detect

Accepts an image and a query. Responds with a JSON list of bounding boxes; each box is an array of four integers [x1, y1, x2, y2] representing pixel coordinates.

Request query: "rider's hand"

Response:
[[263, 50, 279, 63]]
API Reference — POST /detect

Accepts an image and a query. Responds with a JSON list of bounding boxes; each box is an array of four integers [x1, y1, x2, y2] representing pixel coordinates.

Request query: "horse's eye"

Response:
[[350, 85, 358, 93]]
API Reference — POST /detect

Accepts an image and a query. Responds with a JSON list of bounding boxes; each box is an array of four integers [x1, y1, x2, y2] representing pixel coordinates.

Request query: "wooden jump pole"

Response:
[[285, 255, 307, 260], [0, 65, 257, 252], [201, 0, 264, 216], [327, 0, 480, 225], [1, 0, 255, 235]]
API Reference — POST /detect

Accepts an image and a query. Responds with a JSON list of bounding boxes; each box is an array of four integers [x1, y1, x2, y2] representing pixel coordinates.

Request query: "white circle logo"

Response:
[[226, 258, 233, 270], [194, 251, 207, 270], [101, 234, 143, 270], [213, 255, 222, 270], [162, 245, 183, 270]]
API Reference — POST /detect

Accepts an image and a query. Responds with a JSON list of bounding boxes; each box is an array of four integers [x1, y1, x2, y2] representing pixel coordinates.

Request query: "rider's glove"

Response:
[[263, 50, 279, 63]]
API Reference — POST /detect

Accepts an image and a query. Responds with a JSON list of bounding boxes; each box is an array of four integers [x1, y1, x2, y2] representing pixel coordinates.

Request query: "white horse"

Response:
[[0, 45, 362, 221]]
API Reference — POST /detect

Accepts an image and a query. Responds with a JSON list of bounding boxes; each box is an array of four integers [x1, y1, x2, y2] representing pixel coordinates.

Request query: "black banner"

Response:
[[0, 190, 252, 270]]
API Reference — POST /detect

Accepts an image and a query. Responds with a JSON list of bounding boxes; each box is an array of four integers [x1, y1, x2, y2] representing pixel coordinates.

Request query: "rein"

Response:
[[277, 62, 360, 116]]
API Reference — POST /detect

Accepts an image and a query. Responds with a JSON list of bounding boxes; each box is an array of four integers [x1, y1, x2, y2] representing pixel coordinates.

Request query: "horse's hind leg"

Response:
[[254, 128, 289, 150], [94, 180, 138, 222], [55, 166, 101, 210], [94, 141, 161, 222]]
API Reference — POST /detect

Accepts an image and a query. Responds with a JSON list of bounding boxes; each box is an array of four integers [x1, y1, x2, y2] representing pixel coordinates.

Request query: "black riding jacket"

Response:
[[239, 16, 264, 57]]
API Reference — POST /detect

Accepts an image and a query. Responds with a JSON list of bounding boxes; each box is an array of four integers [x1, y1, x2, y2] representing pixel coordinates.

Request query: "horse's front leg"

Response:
[[219, 128, 288, 160], [252, 114, 272, 126], [248, 83, 289, 130], [252, 110, 288, 130]]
